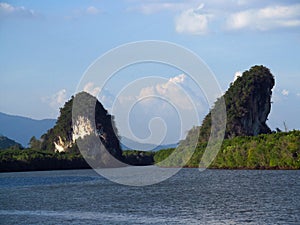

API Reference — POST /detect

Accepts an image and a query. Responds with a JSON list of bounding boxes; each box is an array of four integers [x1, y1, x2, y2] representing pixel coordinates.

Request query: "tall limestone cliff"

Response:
[[41, 92, 123, 166], [194, 65, 275, 143]]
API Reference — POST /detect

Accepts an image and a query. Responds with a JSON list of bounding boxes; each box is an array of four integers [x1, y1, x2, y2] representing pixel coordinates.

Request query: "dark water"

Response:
[[0, 169, 299, 224]]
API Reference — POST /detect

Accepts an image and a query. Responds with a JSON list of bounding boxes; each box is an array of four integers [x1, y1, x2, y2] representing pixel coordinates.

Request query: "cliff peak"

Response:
[[197, 65, 275, 142], [41, 91, 123, 165]]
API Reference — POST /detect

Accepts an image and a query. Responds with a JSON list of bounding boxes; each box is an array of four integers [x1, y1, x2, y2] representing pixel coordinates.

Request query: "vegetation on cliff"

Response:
[[40, 91, 123, 164], [193, 65, 275, 143], [153, 66, 299, 169]]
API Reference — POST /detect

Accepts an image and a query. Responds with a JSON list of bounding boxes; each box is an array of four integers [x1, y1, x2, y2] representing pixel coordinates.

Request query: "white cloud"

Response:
[[175, 4, 210, 35], [109, 73, 209, 144], [41, 89, 68, 111], [129, 2, 187, 15], [0, 2, 13, 12], [0, 2, 37, 18], [233, 71, 242, 82], [128, 1, 300, 34], [169, 73, 186, 83], [86, 6, 100, 15], [128, 0, 248, 15], [226, 4, 300, 30], [137, 74, 192, 109], [120, 74, 208, 114], [51, 89, 67, 108], [41, 89, 71, 118], [281, 89, 289, 96], [112, 74, 202, 112], [98, 89, 117, 110], [296, 93, 300, 97], [83, 82, 100, 96], [111, 74, 207, 144]]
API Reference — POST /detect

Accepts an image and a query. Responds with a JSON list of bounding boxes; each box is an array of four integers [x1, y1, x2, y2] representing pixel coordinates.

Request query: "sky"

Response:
[[0, 0, 300, 144]]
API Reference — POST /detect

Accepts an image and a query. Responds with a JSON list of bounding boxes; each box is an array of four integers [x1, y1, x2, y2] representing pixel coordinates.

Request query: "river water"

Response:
[[0, 169, 299, 224]]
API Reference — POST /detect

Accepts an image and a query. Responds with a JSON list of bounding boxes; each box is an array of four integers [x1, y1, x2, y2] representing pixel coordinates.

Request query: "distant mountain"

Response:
[[120, 136, 178, 151], [0, 112, 56, 146], [0, 135, 22, 149]]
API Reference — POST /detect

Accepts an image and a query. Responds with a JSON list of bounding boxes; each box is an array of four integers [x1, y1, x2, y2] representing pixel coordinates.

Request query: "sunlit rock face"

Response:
[[53, 116, 94, 152], [72, 116, 94, 142], [54, 136, 72, 153]]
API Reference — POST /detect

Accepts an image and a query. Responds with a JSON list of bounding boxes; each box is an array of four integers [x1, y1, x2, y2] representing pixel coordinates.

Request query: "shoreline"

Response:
[[1, 163, 299, 173]]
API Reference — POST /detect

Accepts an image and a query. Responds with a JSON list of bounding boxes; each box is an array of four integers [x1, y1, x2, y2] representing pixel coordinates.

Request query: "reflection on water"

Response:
[[0, 169, 299, 224]]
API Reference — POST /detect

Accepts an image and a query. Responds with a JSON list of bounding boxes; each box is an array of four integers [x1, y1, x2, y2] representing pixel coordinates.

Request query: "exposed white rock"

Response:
[[53, 116, 96, 152], [72, 116, 94, 142], [54, 136, 72, 153]]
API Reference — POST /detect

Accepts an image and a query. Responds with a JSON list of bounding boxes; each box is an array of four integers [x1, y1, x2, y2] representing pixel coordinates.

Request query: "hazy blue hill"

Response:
[[120, 136, 178, 151], [0, 112, 56, 146], [0, 135, 22, 150]]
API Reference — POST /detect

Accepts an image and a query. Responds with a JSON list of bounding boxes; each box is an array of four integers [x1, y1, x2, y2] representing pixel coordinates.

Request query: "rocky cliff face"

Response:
[[41, 92, 123, 164], [195, 65, 275, 142], [225, 65, 275, 138]]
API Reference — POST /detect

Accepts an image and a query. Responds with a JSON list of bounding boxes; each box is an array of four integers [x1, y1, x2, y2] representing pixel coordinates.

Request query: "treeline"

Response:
[[1, 130, 299, 172], [154, 130, 300, 169], [0, 149, 90, 172], [0, 149, 154, 172]]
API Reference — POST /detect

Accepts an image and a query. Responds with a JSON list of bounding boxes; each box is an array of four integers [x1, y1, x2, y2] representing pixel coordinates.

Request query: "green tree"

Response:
[[29, 136, 41, 150]]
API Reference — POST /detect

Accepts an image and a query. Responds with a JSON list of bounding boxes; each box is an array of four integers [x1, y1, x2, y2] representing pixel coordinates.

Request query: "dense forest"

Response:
[[0, 149, 89, 172]]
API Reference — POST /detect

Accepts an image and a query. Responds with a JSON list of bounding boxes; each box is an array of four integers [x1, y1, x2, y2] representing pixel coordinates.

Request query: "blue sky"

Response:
[[0, 0, 300, 143]]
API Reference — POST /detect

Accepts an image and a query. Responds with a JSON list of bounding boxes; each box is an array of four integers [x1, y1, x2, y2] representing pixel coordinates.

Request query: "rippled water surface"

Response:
[[0, 169, 299, 224]]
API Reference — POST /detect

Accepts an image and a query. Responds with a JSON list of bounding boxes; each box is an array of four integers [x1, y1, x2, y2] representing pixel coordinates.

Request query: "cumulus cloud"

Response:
[[233, 71, 242, 82], [83, 82, 101, 96], [51, 89, 67, 108], [226, 4, 300, 31], [41, 89, 68, 111], [137, 74, 195, 110], [281, 89, 289, 96], [98, 88, 117, 110], [169, 73, 186, 83], [175, 4, 210, 35], [82, 83, 117, 110], [0, 2, 37, 18], [128, 1, 300, 34], [111, 74, 207, 144], [118, 73, 207, 114], [86, 6, 101, 15]]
